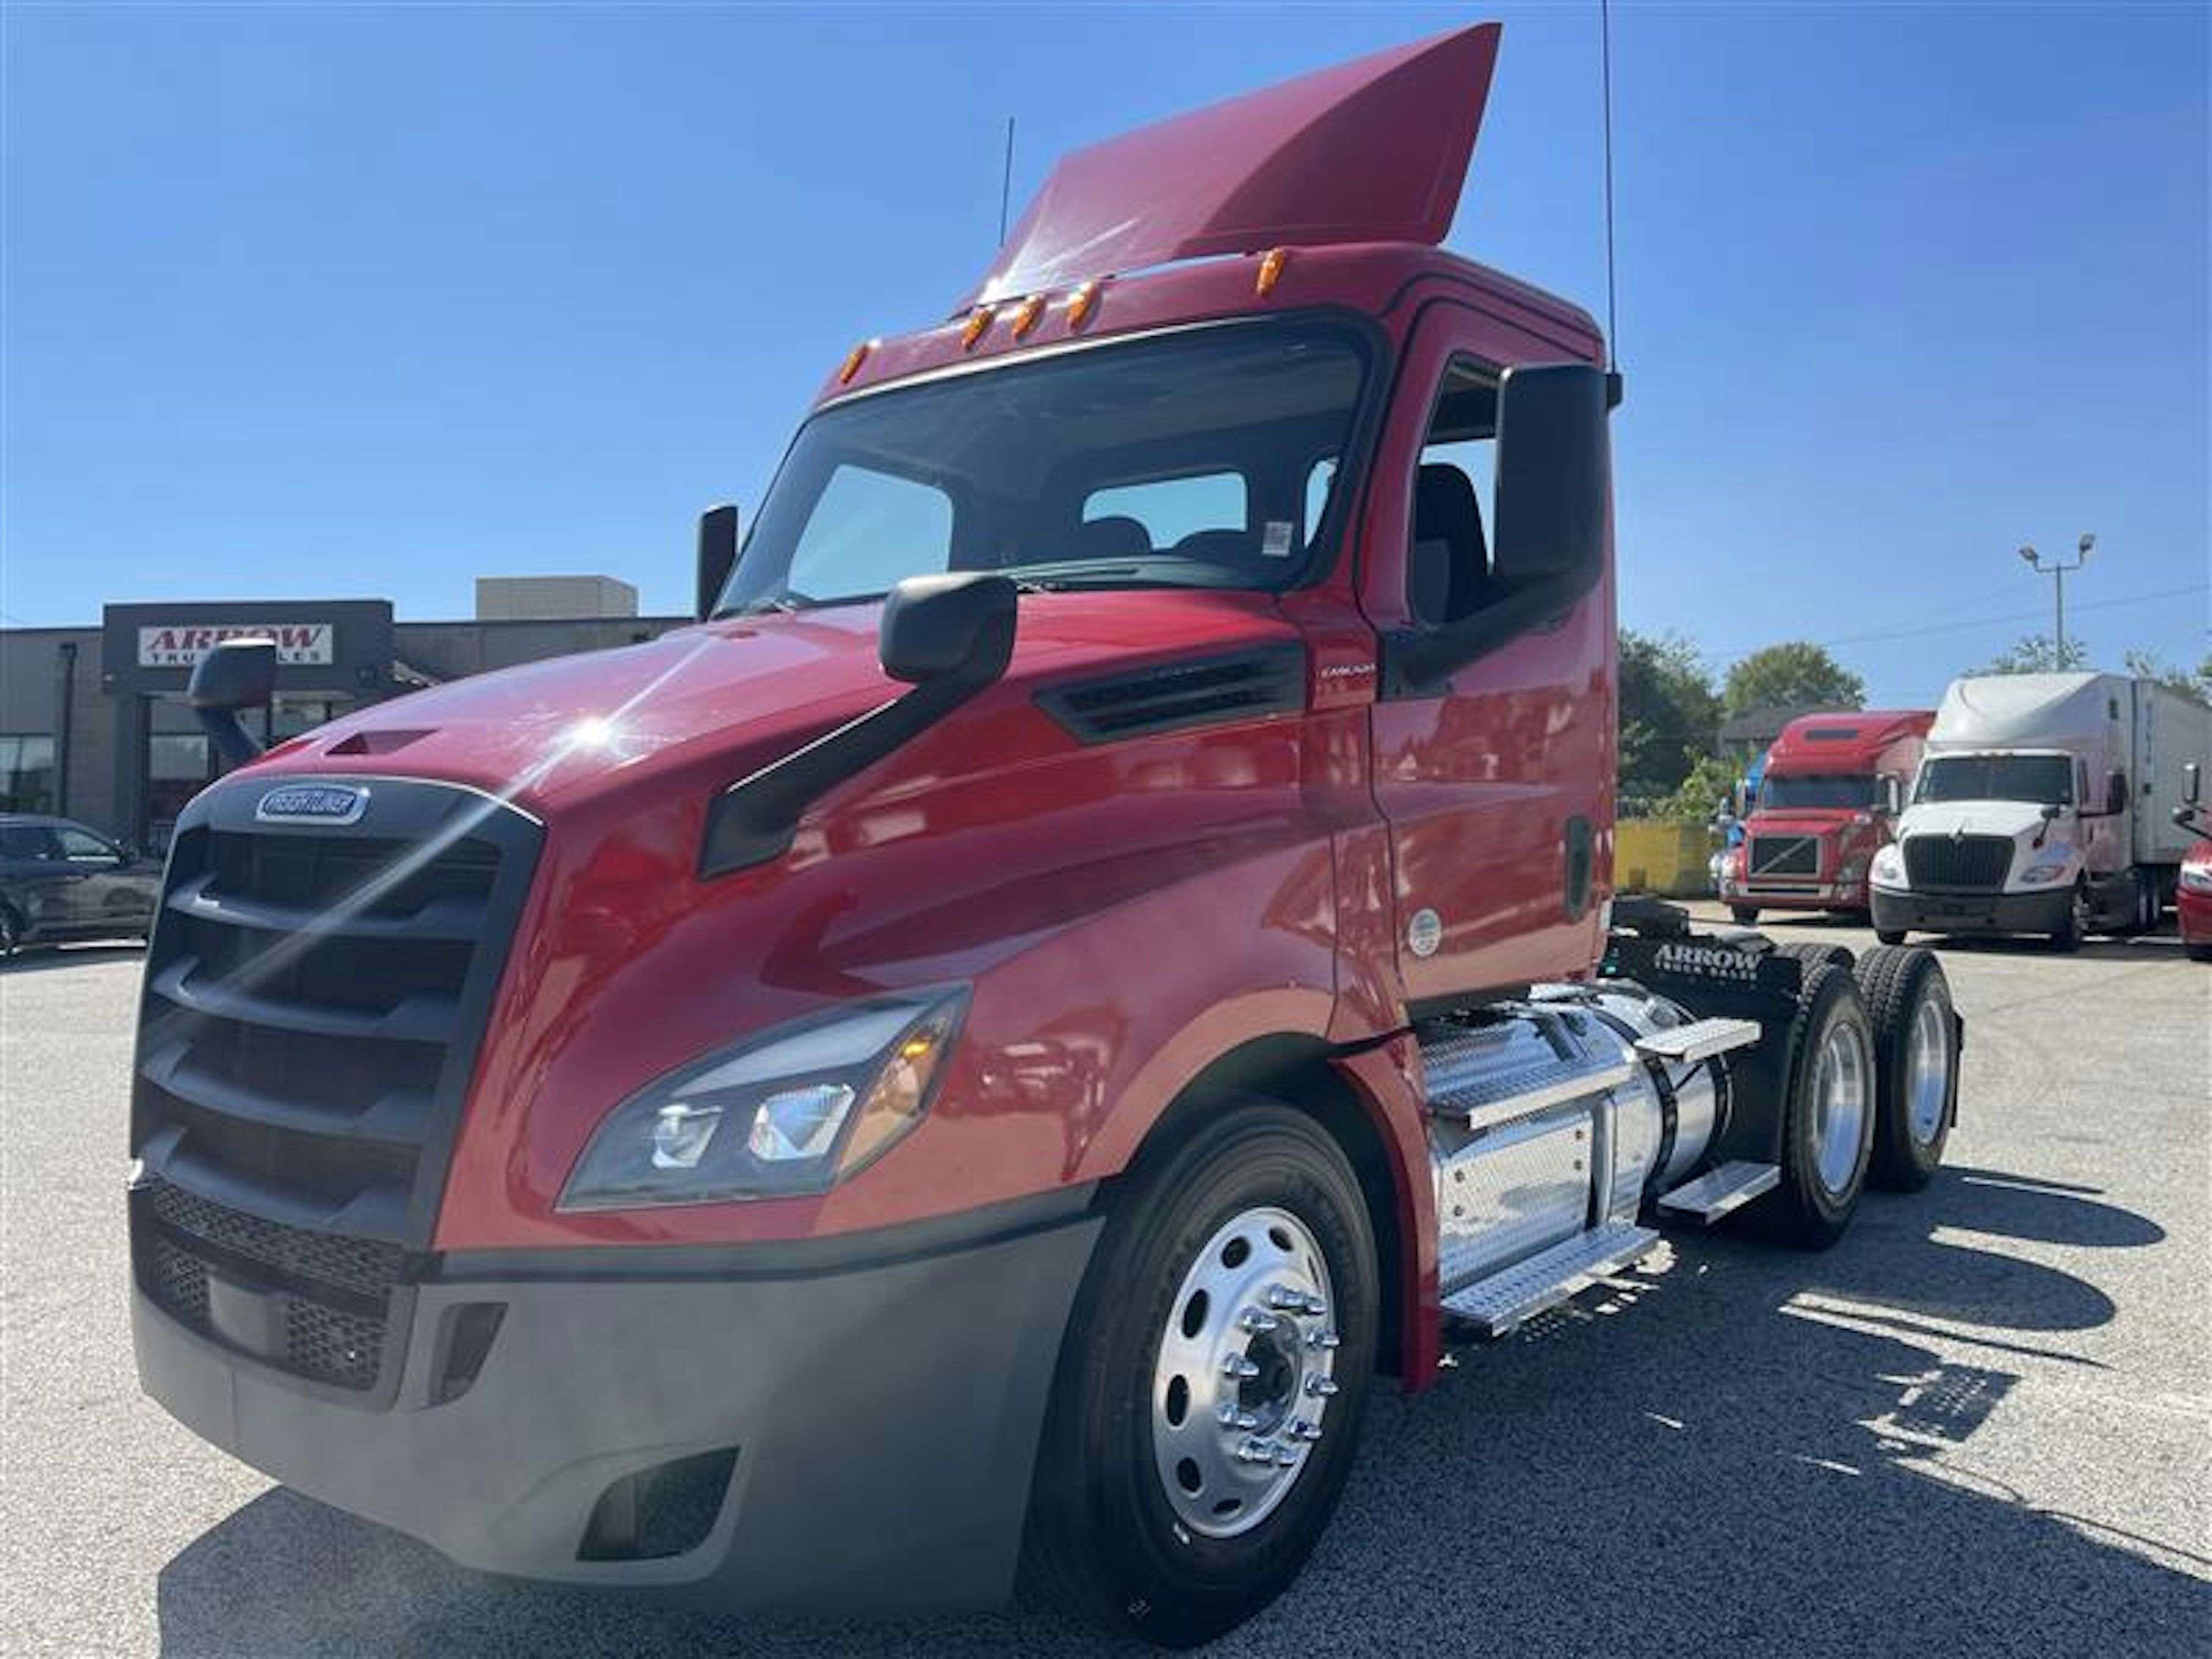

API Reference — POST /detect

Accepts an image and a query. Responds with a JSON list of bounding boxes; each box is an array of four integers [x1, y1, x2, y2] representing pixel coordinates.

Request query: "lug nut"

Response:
[[1234, 1438, 1282, 1465], [1289, 1418, 1323, 1443], [1302, 1294, 1327, 1317], [1265, 1285, 1308, 1312], [1217, 1404, 1260, 1431], [1237, 1307, 1281, 1335], [1306, 1330, 1341, 1351], [1304, 1374, 1339, 1398], [1274, 1444, 1301, 1467], [1221, 1353, 1262, 1380]]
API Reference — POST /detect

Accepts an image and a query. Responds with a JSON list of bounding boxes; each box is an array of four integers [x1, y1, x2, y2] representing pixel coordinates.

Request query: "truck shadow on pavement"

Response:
[[0, 942, 145, 975], [154, 1168, 2209, 1659]]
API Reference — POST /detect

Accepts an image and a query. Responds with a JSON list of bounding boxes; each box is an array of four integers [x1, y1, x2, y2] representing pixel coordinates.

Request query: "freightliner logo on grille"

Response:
[[254, 783, 370, 825]]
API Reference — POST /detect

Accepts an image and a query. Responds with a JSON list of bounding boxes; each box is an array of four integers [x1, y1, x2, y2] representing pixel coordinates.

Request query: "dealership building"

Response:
[[0, 578, 687, 848]]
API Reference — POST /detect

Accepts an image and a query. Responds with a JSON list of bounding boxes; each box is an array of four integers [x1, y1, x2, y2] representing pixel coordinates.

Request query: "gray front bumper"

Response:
[[134, 1197, 1102, 1613], [1870, 885, 2071, 936]]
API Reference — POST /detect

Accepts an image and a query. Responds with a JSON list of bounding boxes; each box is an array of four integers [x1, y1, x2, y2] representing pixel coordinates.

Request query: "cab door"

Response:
[[1359, 305, 1613, 1003]]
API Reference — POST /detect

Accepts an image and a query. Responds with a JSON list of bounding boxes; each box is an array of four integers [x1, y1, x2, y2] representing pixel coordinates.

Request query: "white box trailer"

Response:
[[1869, 672, 2212, 948]]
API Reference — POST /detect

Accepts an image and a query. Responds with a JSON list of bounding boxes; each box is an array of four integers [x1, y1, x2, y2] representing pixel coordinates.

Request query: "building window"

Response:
[[0, 736, 56, 813]]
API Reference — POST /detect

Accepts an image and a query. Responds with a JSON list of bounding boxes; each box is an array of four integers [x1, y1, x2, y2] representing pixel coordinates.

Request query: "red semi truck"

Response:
[[1720, 709, 1934, 925], [127, 27, 1967, 1647]]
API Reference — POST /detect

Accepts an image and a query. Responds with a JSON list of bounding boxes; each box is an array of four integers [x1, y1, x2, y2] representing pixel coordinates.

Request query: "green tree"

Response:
[[2122, 649, 2212, 706], [1619, 629, 1722, 813], [1978, 633, 2090, 675], [1722, 641, 1866, 717]]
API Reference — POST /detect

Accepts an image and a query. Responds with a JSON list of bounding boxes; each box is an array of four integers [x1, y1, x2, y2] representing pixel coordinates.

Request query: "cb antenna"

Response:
[[1600, 0, 1620, 370], [998, 115, 1017, 243]]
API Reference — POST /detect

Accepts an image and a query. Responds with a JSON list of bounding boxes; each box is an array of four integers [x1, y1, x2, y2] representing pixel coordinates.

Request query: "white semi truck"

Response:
[[1870, 672, 2212, 950]]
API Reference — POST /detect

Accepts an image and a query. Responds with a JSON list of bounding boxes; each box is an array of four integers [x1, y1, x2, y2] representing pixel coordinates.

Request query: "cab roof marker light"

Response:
[[961, 306, 995, 350], [1256, 246, 1290, 296], [836, 339, 875, 384], [1065, 279, 1102, 329], [1010, 294, 1047, 339]]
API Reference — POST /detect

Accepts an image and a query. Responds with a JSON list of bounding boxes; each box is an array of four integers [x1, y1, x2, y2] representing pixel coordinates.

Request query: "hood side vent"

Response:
[[1036, 643, 1306, 745]]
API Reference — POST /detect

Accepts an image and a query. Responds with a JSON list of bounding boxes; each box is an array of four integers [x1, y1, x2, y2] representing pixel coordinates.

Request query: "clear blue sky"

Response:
[[4, 2, 2206, 706]]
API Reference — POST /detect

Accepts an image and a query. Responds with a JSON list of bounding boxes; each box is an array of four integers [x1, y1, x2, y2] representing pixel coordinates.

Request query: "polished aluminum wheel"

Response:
[[1812, 1020, 1872, 1196], [1150, 1205, 1338, 1539], [1904, 991, 1952, 1146]]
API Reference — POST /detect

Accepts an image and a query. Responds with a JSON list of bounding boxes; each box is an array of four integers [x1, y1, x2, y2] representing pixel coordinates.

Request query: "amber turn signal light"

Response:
[[837, 340, 873, 384], [961, 306, 995, 350], [1256, 247, 1289, 297], [1066, 280, 1101, 329], [1010, 294, 1047, 339]]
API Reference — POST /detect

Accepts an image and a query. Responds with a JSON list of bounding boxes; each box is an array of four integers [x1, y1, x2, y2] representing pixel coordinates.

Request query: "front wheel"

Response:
[[1729, 904, 1760, 926], [2049, 885, 2089, 953], [0, 904, 20, 958], [1874, 928, 1908, 946], [1022, 1102, 1377, 1648]]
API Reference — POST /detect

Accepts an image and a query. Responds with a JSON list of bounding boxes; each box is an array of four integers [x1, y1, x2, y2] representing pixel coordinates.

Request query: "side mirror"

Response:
[[2105, 769, 2128, 816], [696, 503, 740, 622], [1879, 775, 1904, 817], [879, 573, 1018, 687], [187, 638, 276, 768], [2186, 761, 2203, 807], [2039, 802, 2065, 822]]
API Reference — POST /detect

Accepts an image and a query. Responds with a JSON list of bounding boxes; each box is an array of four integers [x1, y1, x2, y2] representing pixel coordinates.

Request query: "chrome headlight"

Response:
[[1870, 844, 1906, 887], [559, 988, 968, 1210], [2018, 861, 2071, 885], [2179, 864, 2212, 895]]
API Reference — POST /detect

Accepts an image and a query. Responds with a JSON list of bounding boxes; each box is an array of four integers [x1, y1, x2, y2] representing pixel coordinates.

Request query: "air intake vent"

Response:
[[1036, 643, 1305, 744]]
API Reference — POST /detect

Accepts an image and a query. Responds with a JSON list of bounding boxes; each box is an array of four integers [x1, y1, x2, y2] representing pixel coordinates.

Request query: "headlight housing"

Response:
[[559, 988, 968, 1211], [1870, 845, 1906, 887], [2179, 863, 2212, 895], [2018, 861, 2071, 885]]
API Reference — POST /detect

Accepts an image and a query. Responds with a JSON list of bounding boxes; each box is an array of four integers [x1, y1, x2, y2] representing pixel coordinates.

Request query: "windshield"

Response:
[[717, 319, 1370, 615], [1915, 753, 2074, 807], [1759, 772, 1877, 812]]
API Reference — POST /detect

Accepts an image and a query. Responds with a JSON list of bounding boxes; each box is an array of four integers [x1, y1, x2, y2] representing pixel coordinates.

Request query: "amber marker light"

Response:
[[1010, 293, 1047, 339], [1256, 247, 1290, 297], [836, 340, 874, 384], [1066, 279, 1101, 329], [961, 306, 995, 349]]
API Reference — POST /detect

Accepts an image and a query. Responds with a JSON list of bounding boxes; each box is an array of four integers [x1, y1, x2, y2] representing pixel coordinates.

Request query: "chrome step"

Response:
[[1440, 1221, 1659, 1339], [1633, 1016, 1762, 1066], [1656, 1160, 1781, 1224], [1423, 1018, 1634, 1131]]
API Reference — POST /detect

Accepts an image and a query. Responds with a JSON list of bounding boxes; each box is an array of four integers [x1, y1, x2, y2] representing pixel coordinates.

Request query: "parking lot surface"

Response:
[[4, 914, 2207, 1657]]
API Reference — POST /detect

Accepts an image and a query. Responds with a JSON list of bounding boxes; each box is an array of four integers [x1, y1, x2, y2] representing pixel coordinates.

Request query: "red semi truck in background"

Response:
[[1721, 709, 1934, 925], [127, 28, 1968, 1646], [2176, 763, 2212, 960]]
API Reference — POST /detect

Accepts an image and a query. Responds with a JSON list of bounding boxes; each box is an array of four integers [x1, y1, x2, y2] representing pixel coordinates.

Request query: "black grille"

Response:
[[134, 1175, 400, 1391], [1748, 835, 1820, 878], [1036, 644, 1305, 743], [130, 777, 539, 1394], [1903, 833, 2014, 892]]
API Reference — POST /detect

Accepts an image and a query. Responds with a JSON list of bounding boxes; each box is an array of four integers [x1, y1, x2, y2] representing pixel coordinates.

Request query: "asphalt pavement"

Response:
[[3, 911, 2207, 1657]]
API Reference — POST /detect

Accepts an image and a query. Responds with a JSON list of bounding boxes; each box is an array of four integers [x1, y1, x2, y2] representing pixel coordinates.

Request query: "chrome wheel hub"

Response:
[[1150, 1205, 1337, 1539], [1812, 1020, 1871, 1196], [1904, 993, 1951, 1146]]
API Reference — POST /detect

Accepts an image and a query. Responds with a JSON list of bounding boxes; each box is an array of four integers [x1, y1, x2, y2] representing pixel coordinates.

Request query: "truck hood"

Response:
[[1895, 801, 2060, 843], [243, 590, 1298, 813], [1744, 810, 1872, 837]]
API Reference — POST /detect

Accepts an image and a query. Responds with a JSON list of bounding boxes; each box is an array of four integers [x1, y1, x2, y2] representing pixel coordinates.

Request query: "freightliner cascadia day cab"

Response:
[[129, 28, 1970, 1646], [1872, 672, 2212, 951], [1719, 709, 1933, 925]]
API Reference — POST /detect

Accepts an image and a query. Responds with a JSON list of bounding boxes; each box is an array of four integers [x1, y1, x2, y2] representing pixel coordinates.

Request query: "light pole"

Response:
[[2017, 533, 2094, 663]]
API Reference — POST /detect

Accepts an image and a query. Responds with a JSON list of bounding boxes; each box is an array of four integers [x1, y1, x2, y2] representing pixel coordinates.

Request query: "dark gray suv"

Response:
[[0, 815, 162, 955]]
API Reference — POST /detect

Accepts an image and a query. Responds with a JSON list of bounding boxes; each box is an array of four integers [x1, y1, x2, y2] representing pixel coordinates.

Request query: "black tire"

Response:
[[1875, 927, 1908, 946], [2049, 885, 2088, 953], [2187, 942, 2212, 964], [1763, 961, 1877, 1248], [0, 903, 20, 958], [1853, 946, 1957, 1192], [1729, 904, 1759, 926], [1021, 1101, 1378, 1648]]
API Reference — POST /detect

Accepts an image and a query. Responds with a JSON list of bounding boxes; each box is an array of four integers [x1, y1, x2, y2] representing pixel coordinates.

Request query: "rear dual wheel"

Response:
[[1022, 1101, 1377, 1648], [1854, 945, 1958, 1191], [1768, 960, 1878, 1247]]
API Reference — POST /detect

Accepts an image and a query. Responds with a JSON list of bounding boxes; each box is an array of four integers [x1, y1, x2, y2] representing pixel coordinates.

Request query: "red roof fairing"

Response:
[[968, 24, 1501, 306]]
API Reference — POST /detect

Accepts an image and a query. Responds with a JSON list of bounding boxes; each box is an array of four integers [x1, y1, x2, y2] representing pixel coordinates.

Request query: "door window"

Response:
[[55, 826, 120, 863], [0, 824, 60, 861], [1406, 360, 1499, 628]]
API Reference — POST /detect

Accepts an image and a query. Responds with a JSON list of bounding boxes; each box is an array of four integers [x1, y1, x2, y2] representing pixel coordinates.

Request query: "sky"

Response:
[[3, 1, 2206, 707]]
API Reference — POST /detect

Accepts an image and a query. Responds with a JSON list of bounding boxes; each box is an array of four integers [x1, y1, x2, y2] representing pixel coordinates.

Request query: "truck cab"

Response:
[[126, 25, 1967, 1646], [1872, 672, 2211, 950], [1719, 710, 1931, 923]]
